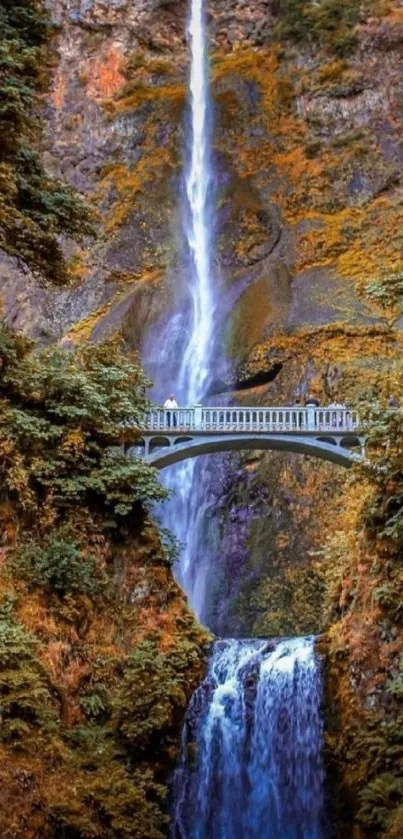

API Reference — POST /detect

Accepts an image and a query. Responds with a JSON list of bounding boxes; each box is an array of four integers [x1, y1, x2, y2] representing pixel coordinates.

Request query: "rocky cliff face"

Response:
[[4, 0, 403, 349], [3, 0, 402, 627], [1, 1, 403, 837]]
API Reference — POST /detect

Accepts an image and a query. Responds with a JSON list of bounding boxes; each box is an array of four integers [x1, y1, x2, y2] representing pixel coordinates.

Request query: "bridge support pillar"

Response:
[[307, 406, 316, 431], [194, 404, 203, 430]]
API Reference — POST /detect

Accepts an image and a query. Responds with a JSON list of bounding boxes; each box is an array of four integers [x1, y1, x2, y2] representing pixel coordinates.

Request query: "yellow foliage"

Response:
[[316, 59, 347, 84], [211, 47, 274, 81], [338, 194, 403, 283], [64, 301, 118, 345], [211, 47, 303, 178], [113, 82, 185, 113], [210, 41, 403, 304], [99, 120, 176, 232], [7, 455, 35, 510], [296, 207, 364, 272], [61, 429, 86, 455]]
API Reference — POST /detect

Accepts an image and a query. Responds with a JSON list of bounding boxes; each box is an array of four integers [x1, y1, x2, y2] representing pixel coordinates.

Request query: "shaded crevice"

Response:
[[208, 362, 283, 396], [234, 362, 283, 392]]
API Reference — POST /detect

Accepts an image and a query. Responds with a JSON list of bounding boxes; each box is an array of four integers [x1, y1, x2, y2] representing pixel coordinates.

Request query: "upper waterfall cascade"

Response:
[[156, 0, 217, 621], [179, 0, 214, 402]]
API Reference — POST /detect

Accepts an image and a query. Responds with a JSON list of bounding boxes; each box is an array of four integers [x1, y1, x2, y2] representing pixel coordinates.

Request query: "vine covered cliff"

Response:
[[0, 321, 209, 837]]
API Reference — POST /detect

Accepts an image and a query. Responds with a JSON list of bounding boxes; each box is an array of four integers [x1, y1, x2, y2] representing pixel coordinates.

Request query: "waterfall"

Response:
[[151, 0, 216, 619], [145, 5, 328, 835], [180, 0, 214, 403], [171, 637, 325, 839]]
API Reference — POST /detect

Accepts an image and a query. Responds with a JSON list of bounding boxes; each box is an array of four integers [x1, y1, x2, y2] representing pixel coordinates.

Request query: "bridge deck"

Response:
[[140, 405, 360, 436]]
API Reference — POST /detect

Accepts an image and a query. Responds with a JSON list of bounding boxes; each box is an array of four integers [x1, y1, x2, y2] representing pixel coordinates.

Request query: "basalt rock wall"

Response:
[[2, 2, 402, 627], [2, 0, 403, 675]]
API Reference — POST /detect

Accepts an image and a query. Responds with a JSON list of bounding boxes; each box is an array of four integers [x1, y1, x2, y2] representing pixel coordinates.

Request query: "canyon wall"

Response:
[[3, 0, 402, 638], [1, 0, 403, 836]]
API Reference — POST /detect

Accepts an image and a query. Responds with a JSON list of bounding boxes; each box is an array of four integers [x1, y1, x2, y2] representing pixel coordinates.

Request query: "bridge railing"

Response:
[[145, 408, 197, 431], [143, 406, 360, 434]]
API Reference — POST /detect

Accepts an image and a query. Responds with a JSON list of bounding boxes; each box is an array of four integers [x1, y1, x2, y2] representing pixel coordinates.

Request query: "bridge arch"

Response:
[[148, 435, 171, 454], [340, 435, 362, 450], [316, 436, 338, 446], [139, 433, 361, 470]]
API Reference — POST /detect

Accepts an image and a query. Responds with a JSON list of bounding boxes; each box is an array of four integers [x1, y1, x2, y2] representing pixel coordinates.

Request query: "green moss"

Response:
[[0, 0, 95, 282], [116, 636, 207, 754], [275, 0, 380, 55], [365, 269, 403, 309]]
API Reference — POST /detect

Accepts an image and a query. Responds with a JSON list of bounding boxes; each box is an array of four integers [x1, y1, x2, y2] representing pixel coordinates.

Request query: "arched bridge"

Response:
[[128, 405, 364, 469]]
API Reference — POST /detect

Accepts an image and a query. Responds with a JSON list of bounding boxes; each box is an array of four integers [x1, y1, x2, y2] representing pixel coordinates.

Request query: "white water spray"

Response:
[[157, 0, 216, 617], [179, 0, 215, 402], [171, 637, 326, 838]]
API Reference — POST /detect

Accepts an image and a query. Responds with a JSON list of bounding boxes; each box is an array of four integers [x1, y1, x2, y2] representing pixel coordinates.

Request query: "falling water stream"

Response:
[[151, 0, 217, 619], [180, 0, 214, 402]]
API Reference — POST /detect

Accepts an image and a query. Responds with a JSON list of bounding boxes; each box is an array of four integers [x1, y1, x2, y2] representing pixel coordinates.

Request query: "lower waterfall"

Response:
[[171, 636, 325, 839]]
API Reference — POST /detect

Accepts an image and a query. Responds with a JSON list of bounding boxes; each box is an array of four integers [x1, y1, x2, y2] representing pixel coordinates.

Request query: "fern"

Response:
[[0, 610, 56, 744], [10, 531, 106, 596]]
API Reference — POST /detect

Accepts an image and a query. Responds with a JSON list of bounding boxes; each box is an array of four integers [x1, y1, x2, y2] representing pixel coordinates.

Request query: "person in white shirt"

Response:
[[163, 394, 178, 427]]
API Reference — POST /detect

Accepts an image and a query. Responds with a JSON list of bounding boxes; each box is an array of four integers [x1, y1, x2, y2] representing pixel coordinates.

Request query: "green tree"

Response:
[[359, 389, 403, 552], [275, 0, 379, 55], [0, 321, 167, 527], [11, 530, 107, 595]]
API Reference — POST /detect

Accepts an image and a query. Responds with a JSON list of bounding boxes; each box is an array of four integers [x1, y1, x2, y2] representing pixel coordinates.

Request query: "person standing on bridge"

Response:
[[164, 394, 178, 428]]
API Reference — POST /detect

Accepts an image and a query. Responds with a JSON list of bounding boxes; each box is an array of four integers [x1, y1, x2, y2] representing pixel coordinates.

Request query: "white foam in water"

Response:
[[171, 637, 326, 839]]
